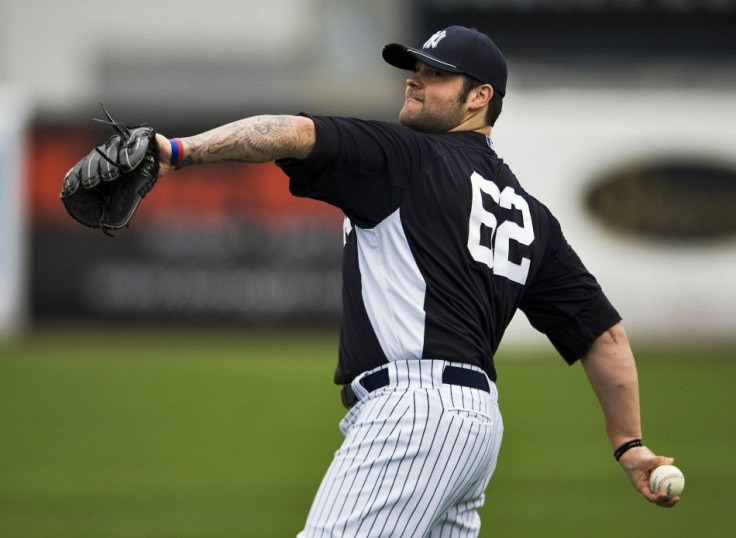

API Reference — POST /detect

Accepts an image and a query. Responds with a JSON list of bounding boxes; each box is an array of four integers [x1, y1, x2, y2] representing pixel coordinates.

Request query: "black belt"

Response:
[[340, 365, 490, 409]]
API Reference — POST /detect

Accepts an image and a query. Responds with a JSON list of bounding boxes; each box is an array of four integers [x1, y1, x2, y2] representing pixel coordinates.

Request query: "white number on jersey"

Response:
[[467, 171, 535, 284]]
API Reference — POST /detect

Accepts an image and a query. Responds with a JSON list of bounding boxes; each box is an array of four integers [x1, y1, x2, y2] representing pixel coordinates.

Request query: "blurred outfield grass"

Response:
[[0, 326, 734, 537]]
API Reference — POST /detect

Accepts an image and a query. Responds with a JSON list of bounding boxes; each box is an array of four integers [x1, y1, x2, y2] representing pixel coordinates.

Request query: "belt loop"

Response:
[[360, 367, 389, 392]]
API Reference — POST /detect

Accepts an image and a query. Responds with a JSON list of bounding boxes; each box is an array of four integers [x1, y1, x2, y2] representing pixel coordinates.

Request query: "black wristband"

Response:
[[614, 439, 643, 461]]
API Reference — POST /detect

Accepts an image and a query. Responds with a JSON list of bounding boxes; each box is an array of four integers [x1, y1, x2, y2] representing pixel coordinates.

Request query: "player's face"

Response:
[[399, 62, 468, 134]]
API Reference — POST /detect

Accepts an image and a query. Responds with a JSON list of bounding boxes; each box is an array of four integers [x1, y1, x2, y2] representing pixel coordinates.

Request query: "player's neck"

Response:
[[449, 115, 491, 136], [449, 124, 492, 137]]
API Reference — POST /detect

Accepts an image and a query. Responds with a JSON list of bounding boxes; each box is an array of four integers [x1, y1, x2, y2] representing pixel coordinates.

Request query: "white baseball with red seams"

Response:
[[649, 465, 685, 497]]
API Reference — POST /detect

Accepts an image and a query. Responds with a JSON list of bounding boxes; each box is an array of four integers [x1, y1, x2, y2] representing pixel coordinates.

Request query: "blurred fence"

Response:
[[0, 87, 30, 336]]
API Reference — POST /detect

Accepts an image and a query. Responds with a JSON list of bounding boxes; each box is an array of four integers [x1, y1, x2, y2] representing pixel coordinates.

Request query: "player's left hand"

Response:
[[60, 104, 159, 233], [618, 445, 679, 507]]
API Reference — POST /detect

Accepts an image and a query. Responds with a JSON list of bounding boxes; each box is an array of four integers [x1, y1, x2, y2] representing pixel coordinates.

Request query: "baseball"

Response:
[[649, 465, 685, 497]]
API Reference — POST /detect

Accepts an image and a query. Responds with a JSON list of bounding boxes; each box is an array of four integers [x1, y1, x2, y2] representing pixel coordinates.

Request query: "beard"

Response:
[[398, 97, 466, 134]]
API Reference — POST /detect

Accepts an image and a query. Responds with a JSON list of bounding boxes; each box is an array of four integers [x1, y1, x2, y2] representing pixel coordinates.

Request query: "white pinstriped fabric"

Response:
[[298, 360, 503, 538]]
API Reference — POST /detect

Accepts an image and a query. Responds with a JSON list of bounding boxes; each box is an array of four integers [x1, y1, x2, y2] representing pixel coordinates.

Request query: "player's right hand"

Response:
[[618, 445, 679, 508]]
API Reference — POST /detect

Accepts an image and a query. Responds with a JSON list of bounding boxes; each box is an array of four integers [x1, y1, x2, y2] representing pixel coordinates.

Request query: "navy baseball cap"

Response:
[[383, 26, 508, 96]]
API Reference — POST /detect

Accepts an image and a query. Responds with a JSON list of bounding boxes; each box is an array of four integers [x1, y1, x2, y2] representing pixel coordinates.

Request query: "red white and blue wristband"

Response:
[[169, 138, 184, 169]]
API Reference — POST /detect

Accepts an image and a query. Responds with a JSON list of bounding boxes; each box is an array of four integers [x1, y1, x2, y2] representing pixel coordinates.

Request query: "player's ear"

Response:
[[467, 84, 493, 112]]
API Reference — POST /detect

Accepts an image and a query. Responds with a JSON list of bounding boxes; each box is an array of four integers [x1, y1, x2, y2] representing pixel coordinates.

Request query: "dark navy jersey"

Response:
[[277, 115, 621, 384]]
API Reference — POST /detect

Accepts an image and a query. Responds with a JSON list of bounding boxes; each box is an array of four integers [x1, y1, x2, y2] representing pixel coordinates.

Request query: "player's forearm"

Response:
[[162, 115, 315, 169], [580, 322, 643, 449]]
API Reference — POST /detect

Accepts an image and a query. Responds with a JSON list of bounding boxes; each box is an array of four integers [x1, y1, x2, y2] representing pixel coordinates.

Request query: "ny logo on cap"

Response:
[[423, 30, 447, 49]]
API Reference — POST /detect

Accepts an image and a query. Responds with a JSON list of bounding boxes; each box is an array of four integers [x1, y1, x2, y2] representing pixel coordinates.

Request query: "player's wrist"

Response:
[[169, 138, 185, 169], [613, 438, 643, 461]]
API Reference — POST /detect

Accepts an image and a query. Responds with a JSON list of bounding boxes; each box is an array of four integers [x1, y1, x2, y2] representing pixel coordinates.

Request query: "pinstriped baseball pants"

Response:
[[298, 360, 503, 538]]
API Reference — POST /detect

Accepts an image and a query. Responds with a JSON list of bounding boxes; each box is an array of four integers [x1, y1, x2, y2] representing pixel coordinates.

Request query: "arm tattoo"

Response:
[[181, 115, 311, 166]]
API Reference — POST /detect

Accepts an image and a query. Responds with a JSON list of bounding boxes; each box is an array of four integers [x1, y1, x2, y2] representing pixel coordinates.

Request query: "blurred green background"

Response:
[[1, 327, 733, 537]]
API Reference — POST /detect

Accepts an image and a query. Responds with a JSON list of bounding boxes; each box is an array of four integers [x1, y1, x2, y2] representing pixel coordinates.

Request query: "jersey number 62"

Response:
[[467, 171, 535, 285]]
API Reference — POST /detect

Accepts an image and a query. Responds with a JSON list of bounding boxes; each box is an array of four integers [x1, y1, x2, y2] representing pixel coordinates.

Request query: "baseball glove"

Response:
[[60, 104, 159, 234]]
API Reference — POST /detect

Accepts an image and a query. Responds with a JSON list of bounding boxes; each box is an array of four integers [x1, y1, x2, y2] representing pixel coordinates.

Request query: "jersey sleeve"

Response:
[[520, 214, 622, 364], [276, 114, 430, 227]]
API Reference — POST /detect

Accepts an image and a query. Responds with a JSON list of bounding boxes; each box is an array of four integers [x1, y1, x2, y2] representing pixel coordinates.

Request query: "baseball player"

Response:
[[134, 25, 680, 537]]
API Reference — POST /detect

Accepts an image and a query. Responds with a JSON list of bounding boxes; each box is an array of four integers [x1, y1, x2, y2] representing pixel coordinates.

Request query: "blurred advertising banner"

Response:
[[0, 87, 30, 337], [30, 125, 343, 324], [495, 89, 736, 347]]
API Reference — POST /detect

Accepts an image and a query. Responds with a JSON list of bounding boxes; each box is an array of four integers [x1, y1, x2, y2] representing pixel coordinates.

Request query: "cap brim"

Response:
[[382, 43, 463, 74]]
